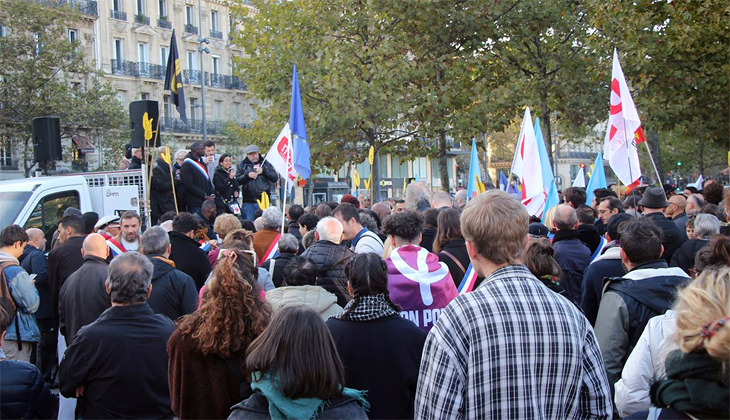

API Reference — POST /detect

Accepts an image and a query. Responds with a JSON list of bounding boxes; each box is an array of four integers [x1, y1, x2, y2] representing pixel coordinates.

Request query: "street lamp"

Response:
[[197, 0, 210, 141]]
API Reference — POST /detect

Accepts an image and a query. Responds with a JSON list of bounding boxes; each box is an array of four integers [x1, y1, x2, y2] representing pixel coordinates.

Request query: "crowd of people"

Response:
[[0, 159, 728, 419]]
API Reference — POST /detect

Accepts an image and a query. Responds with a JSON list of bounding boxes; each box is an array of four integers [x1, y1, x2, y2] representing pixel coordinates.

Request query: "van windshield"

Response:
[[0, 192, 32, 230]]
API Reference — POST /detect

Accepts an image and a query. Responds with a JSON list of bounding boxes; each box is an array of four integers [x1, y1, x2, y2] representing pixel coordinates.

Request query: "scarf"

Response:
[[332, 294, 398, 322], [651, 350, 729, 418], [250, 372, 369, 420]]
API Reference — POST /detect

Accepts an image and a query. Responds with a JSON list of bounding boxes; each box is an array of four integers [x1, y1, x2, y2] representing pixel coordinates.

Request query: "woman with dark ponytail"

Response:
[[326, 253, 427, 419]]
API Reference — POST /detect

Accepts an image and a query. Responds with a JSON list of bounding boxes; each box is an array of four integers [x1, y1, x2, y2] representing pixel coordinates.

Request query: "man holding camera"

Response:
[[236, 145, 278, 222]]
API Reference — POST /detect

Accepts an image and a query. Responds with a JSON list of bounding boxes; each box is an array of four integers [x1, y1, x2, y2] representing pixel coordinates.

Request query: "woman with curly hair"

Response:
[[327, 253, 426, 419], [167, 249, 273, 419]]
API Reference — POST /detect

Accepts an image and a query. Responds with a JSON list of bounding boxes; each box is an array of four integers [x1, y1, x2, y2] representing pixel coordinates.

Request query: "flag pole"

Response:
[[643, 142, 662, 185], [280, 131, 291, 233]]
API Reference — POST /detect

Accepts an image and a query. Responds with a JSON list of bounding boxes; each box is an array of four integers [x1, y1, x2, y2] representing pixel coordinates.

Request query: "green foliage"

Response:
[[0, 0, 126, 175]]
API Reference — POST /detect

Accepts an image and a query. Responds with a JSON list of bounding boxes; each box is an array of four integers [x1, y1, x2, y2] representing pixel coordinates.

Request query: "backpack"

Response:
[[0, 261, 18, 320]]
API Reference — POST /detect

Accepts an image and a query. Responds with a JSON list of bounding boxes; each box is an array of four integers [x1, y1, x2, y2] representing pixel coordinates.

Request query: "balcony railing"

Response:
[[183, 69, 206, 85], [184, 24, 198, 35], [209, 73, 246, 90], [160, 118, 249, 135], [111, 60, 166, 79], [210, 30, 223, 39], [157, 18, 171, 29], [36, 0, 98, 16], [110, 9, 127, 20], [134, 14, 150, 25]]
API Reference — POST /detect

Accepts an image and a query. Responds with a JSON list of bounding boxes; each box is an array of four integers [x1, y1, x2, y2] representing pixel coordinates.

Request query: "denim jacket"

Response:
[[0, 251, 40, 342]]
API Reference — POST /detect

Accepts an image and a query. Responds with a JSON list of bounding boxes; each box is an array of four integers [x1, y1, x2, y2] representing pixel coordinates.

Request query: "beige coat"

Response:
[[265, 285, 343, 320]]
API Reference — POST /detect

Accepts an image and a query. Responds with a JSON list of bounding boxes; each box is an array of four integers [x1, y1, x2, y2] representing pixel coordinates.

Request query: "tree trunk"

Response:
[[698, 140, 705, 176], [368, 129, 379, 205], [438, 130, 449, 192]]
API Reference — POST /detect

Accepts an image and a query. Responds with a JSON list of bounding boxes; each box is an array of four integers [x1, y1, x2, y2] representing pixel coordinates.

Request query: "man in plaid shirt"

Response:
[[415, 191, 612, 419]]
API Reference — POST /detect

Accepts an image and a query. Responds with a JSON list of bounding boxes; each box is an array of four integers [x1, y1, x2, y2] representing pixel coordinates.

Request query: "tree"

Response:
[[0, 0, 126, 176]]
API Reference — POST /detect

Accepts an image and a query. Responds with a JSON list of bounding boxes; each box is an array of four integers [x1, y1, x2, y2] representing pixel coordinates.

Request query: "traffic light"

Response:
[[677, 161, 682, 166]]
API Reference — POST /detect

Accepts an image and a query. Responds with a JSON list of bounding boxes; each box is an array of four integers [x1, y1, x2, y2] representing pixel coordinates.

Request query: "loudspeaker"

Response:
[[32, 116, 62, 162], [129, 100, 160, 148]]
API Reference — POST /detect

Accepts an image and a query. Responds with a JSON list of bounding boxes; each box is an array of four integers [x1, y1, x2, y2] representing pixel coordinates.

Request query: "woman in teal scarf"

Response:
[[228, 306, 369, 420]]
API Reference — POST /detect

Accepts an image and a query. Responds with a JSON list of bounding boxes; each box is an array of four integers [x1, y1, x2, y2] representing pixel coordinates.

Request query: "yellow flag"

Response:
[[142, 112, 156, 142], [727, 150, 730, 167], [403, 177, 408, 196], [353, 169, 360, 188], [476, 175, 486, 194], [364, 175, 371, 191], [256, 192, 270, 209], [368, 146, 374, 165], [160, 146, 172, 165]]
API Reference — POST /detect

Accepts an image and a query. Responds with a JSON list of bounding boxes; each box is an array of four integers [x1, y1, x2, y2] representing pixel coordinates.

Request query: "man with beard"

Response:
[[106, 211, 142, 257]]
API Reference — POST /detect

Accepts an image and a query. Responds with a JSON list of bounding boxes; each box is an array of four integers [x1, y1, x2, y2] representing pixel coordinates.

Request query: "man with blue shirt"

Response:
[[334, 203, 384, 256]]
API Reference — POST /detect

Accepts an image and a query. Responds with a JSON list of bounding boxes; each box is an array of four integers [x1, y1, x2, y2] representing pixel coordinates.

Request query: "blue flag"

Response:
[[586, 152, 607, 206], [466, 138, 481, 201], [499, 171, 509, 192], [289, 65, 311, 179], [163, 30, 186, 123], [535, 118, 559, 221]]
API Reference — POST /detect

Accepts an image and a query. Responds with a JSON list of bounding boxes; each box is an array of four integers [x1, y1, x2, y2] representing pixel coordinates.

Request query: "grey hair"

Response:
[[106, 252, 153, 304], [175, 149, 188, 160], [431, 190, 453, 208], [141, 226, 170, 255], [262, 207, 282, 230], [405, 182, 431, 211], [254, 217, 264, 232], [694, 214, 720, 239], [454, 189, 467, 204], [278, 233, 299, 254], [359, 213, 378, 233], [688, 194, 706, 209], [317, 217, 343, 243], [554, 205, 578, 231]]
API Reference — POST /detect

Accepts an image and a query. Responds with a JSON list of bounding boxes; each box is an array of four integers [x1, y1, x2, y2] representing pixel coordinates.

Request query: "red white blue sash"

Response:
[[457, 263, 478, 294], [260, 234, 281, 267], [184, 157, 209, 180], [106, 238, 126, 257]]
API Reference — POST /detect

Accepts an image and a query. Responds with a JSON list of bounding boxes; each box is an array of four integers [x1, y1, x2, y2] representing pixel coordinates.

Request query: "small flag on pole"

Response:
[[586, 152, 607, 205], [466, 138, 481, 200], [163, 30, 187, 123], [266, 123, 298, 188], [573, 167, 586, 188], [290, 65, 311, 179]]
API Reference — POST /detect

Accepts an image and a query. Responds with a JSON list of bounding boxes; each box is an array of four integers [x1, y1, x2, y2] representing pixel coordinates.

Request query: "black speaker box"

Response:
[[129, 100, 160, 148], [32, 116, 62, 162]]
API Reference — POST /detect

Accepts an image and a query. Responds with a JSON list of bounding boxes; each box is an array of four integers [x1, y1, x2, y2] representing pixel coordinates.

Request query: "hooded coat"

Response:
[[300, 241, 354, 307], [265, 285, 343, 320], [580, 244, 626, 326], [146, 256, 199, 321], [151, 157, 177, 223], [168, 231, 212, 290]]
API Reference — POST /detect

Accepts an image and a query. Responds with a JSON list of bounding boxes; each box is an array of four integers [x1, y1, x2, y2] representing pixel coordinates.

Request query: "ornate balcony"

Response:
[[210, 30, 223, 39], [157, 18, 171, 29], [134, 14, 150, 25], [36, 0, 98, 16], [110, 9, 127, 20], [111, 60, 166, 80], [184, 24, 198, 35]]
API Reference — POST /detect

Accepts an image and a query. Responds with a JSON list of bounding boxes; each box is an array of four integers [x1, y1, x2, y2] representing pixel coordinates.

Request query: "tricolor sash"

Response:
[[106, 238, 127, 257], [457, 263, 478, 294], [184, 157, 209, 180], [260, 234, 281, 267]]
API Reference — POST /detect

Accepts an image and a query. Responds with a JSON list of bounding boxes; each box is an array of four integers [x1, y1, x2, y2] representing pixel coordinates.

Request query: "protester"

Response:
[[581, 212, 633, 326], [393, 199, 406, 213], [301, 230, 316, 250], [50, 207, 83, 250], [370, 202, 391, 223], [118, 143, 132, 170], [59, 252, 176, 419], [645, 266, 730, 418], [193, 200, 217, 241], [140, 227, 198, 321], [58, 234, 111, 346], [430, 190, 453, 209], [563, 186, 587, 208], [207, 214, 242, 266], [419, 208, 439, 252], [168, 248, 272, 419], [669, 213, 719, 275], [151, 146, 178, 225], [638, 187, 687, 262], [595, 217, 691, 389], [551, 205, 591, 304], [213, 154, 240, 216], [434, 208, 471, 287], [94, 214, 121, 240], [0, 307, 58, 418], [265, 256, 342, 319], [181, 141, 215, 214], [81, 212, 99, 235], [576, 204, 603, 256], [128, 147, 143, 170], [106, 210, 142, 256], [47, 215, 85, 332], [261, 234, 298, 287], [666, 194, 688, 233], [173, 149, 188, 211], [229, 307, 369, 419], [454, 189, 467, 208], [203, 140, 220, 179], [685, 193, 705, 215], [253, 207, 283, 263], [383, 210, 457, 333], [168, 212, 213, 290], [300, 217, 354, 307], [524, 237, 566, 295], [325, 253, 425, 419], [701, 181, 723, 205], [685, 215, 696, 240], [405, 182, 431, 212], [287, 204, 305, 241], [314, 203, 333, 219], [596, 196, 624, 226], [18, 228, 53, 379], [415, 191, 612, 418], [216, 230, 275, 292], [333, 203, 384, 255], [340, 194, 360, 209], [235, 145, 278, 222], [0, 226, 39, 362]]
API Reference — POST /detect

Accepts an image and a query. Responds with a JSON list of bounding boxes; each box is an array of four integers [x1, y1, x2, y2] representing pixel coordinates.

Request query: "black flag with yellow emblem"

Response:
[[164, 30, 187, 123]]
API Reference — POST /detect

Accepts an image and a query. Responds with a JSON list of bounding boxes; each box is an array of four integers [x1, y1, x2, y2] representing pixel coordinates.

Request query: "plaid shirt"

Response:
[[415, 265, 612, 419]]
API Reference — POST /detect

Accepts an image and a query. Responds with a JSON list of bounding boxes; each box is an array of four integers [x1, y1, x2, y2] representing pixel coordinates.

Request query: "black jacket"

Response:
[[670, 238, 709, 275], [300, 241, 354, 307], [168, 231, 212, 290], [327, 314, 427, 419], [146, 256, 199, 321], [420, 228, 436, 253], [47, 235, 86, 328], [180, 153, 213, 209], [577, 224, 602, 256], [58, 255, 111, 345], [644, 212, 686, 263], [436, 238, 473, 287], [261, 252, 296, 288], [127, 155, 142, 170], [235, 157, 278, 202], [213, 165, 240, 214], [193, 212, 216, 241], [151, 158, 177, 222], [580, 245, 626, 326], [59, 304, 176, 419], [0, 359, 58, 419], [552, 230, 592, 305], [19, 245, 52, 320]]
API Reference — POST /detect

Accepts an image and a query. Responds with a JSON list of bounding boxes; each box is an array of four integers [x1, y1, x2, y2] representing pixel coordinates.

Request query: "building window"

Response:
[[228, 58, 234, 75], [185, 5, 194, 25], [211, 10, 219, 31], [138, 42, 149, 63], [113, 0, 122, 11], [158, 0, 166, 17], [190, 98, 198, 121], [391, 156, 408, 179], [414, 157, 427, 179], [160, 46, 169, 65], [163, 95, 170, 119], [117, 91, 126, 103], [187, 51, 197, 71], [136, 0, 145, 15], [141, 92, 150, 100], [0, 138, 13, 168], [211, 56, 219, 74], [114, 38, 124, 62], [232, 103, 239, 120], [213, 100, 222, 119], [68, 29, 78, 43]]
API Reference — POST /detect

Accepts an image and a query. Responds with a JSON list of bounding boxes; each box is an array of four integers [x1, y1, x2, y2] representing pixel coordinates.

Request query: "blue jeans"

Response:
[[242, 202, 260, 222]]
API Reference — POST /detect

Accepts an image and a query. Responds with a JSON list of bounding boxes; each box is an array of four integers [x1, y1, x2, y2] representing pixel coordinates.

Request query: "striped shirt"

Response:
[[415, 264, 612, 419]]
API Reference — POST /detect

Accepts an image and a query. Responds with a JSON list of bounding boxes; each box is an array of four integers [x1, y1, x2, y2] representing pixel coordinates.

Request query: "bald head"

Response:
[[371, 203, 391, 222], [667, 195, 686, 218], [83, 233, 110, 259], [157, 146, 169, 157], [554, 204, 578, 231], [26, 228, 46, 252], [431, 191, 453, 209], [454, 189, 468, 207]]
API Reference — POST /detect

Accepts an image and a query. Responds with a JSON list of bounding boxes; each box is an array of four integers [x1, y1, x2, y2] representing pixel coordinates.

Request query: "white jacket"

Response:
[[614, 310, 678, 418]]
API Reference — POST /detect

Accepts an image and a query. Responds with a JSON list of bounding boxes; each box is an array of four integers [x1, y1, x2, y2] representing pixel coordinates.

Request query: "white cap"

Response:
[[95, 215, 121, 230]]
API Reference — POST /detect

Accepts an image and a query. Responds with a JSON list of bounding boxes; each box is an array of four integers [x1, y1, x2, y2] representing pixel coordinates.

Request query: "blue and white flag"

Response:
[[290, 65, 311, 179]]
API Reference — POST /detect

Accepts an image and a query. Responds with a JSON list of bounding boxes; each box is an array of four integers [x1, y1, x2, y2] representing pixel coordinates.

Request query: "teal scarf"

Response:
[[250, 372, 369, 420]]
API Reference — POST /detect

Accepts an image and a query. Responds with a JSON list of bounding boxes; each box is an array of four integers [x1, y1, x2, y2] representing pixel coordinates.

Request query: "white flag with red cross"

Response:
[[510, 107, 544, 216], [604, 49, 644, 190], [266, 123, 298, 188]]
